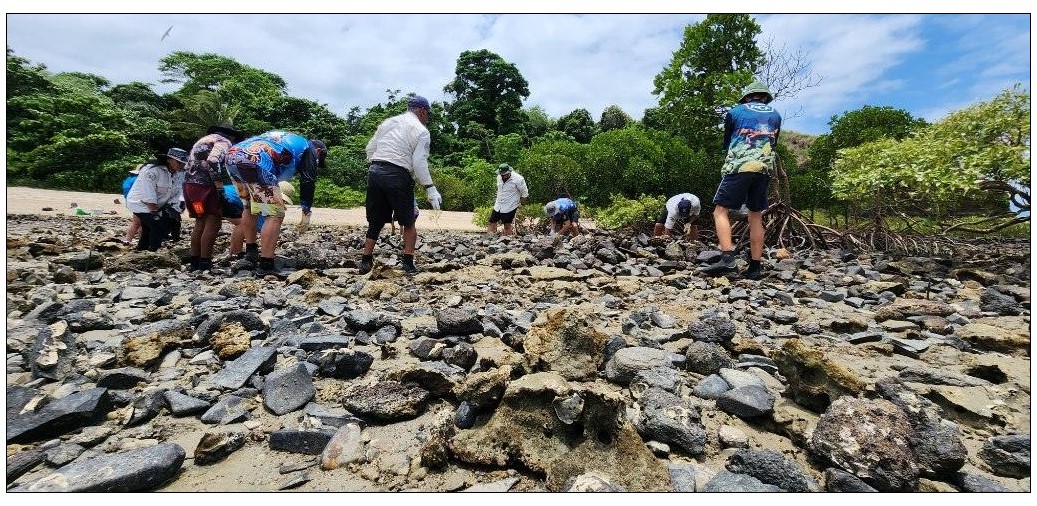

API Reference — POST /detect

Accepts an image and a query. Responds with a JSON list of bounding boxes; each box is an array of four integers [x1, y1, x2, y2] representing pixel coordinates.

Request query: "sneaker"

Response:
[[244, 250, 259, 264], [358, 257, 373, 275], [740, 266, 765, 280], [697, 255, 737, 275], [402, 261, 419, 275]]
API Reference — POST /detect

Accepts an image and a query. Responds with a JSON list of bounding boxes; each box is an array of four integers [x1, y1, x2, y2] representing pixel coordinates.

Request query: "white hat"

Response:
[[278, 181, 296, 205]]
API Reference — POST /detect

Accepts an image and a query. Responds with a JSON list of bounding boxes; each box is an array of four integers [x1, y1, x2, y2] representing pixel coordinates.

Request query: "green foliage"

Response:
[[652, 14, 764, 152], [444, 49, 530, 137], [832, 85, 1030, 218], [491, 132, 524, 166], [594, 194, 667, 231], [518, 139, 589, 203], [322, 144, 368, 189], [471, 202, 545, 227], [556, 108, 598, 143], [521, 105, 553, 142], [312, 180, 366, 209], [806, 105, 927, 174], [599, 105, 633, 132]]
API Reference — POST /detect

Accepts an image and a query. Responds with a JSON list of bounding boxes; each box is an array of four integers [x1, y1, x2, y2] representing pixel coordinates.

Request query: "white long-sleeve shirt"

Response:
[[365, 110, 434, 186], [493, 171, 529, 213], [126, 163, 183, 214], [664, 193, 701, 230]]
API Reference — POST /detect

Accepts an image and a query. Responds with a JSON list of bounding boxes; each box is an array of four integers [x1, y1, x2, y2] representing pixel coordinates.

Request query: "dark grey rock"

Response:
[[603, 335, 627, 363], [980, 288, 1023, 315], [455, 401, 476, 429], [726, 448, 815, 492], [269, 429, 335, 455], [874, 378, 966, 478], [7, 448, 45, 483], [263, 363, 315, 415], [163, 391, 211, 417], [716, 385, 774, 418], [13, 443, 185, 492], [200, 395, 248, 425], [30, 323, 77, 381], [980, 434, 1030, 478], [684, 341, 734, 376], [692, 374, 731, 400], [297, 335, 352, 352], [630, 367, 683, 397], [194, 431, 246, 465], [127, 389, 166, 427], [409, 337, 446, 360], [435, 308, 482, 335], [604, 346, 677, 385], [372, 325, 400, 344], [397, 361, 465, 397], [7, 387, 112, 443], [208, 346, 277, 390], [196, 310, 269, 343], [824, 468, 879, 492], [343, 309, 398, 332], [303, 403, 364, 429], [442, 342, 478, 371], [317, 300, 347, 317], [667, 462, 697, 492], [343, 381, 430, 422], [687, 314, 736, 345], [703, 470, 782, 492], [735, 354, 780, 375], [952, 471, 1012, 492], [96, 367, 151, 390], [310, 348, 373, 379]]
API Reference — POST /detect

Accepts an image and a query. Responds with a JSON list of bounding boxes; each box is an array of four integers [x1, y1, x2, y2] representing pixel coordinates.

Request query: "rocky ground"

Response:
[[5, 213, 1031, 492]]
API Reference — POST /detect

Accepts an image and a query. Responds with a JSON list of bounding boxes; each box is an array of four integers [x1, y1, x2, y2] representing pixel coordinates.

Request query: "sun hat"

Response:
[[159, 147, 188, 164], [739, 80, 773, 104], [544, 201, 559, 217], [498, 163, 513, 175]]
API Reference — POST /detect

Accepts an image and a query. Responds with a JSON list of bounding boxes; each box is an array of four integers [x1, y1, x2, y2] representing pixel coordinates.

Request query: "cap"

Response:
[[498, 163, 513, 175], [407, 95, 431, 110], [278, 181, 295, 206], [677, 198, 693, 218], [544, 201, 559, 217], [160, 148, 188, 164]]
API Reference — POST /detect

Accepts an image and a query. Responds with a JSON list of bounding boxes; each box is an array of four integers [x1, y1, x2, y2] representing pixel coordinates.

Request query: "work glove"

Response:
[[426, 186, 442, 211]]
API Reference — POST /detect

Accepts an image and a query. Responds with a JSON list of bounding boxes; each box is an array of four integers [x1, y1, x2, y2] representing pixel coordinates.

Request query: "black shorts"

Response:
[[366, 162, 416, 228], [489, 208, 517, 224], [713, 172, 770, 212]]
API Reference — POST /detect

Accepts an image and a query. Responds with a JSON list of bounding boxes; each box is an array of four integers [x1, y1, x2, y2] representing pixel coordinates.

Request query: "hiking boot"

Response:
[[697, 254, 737, 275], [740, 265, 765, 280], [402, 260, 419, 275], [244, 250, 259, 265], [358, 256, 373, 275]]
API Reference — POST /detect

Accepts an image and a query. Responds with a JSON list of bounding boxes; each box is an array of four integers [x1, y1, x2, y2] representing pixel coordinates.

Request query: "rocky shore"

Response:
[[5, 213, 1031, 492]]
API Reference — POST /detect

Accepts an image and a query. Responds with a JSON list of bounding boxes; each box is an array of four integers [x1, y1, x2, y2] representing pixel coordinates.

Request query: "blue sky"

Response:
[[3, 9, 1031, 136]]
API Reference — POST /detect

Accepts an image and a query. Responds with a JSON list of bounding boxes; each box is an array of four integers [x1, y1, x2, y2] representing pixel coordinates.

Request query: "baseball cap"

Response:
[[408, 95, 431, 110], [498, 163, 513, 175], [677, 198, 693, 218], [160, 148, 188, 164]]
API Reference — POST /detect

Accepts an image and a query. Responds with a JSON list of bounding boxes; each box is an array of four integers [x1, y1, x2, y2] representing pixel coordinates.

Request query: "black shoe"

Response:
[[402, 261, 419, 275], [359, 257, 373, 275], [697, 255, 737, 275], [740, 267, 765, 280]]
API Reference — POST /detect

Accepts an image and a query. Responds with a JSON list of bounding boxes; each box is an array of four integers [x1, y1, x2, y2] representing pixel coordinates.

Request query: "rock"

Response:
[[200, 395, 248, 425], [262, 363, 315, 415], [726, 448, 816, 492], [45, 443, 86, 467], [435, 307, 482, 335], [955, 321, 1030, 355], [523, 307, 610, 381], [95, 367, 151, 389], [604, 346, 678, 385], [772, 338, 865, 412], [409, 337, 447, 360], [684, 341, 734, 375], [873, 378, 966, 478], [320, 423, 364, 470], [718, 367, 765, 389], [979, 434, 1030, 478], [650, 311, 677, 329], [15, 443, 185, 492], [636, 397, 707, 456], [343, 381, 430, 422], [716, 385, 774, 418], [310, 348, 373, 379], [692, 374, 731, 400], [453, 366, 510, 411], [193, 431, 246, 465], [687, 314, 736, 346], [120, 319, 194, 368], [873, 298, 954, 322], [952, 471, 1012, 492], [667, 462, 697, 492], [462, 477, 520, 492], [553, 392, 584, 425], [809, 396, 918, 491], [269, 428, 335, 455], [394, 361, 465, 397], [31, 320, 76, 381], [980, 287, 1023, 315], [302, 403, 363, 429], [703, 470, 782, 492], [7, 449, 45, 483], [208, 346, 277, 390], [565, 471, 626, 492], [824, 467, 879, 492], [126, 389, 165, 427], [718, 425, 749, 448], [297, 335, 352, 352], [629, 367, 682, 398], [455, 401, 476, 429], [442, 342, 478, 370], [7, 387, 112, 443], [209, 322, 252, 360], [163, 391, 211, 417]]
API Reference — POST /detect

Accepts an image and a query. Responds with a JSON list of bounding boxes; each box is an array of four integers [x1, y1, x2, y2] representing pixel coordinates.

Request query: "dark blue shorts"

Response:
[[713, 172, 770, 212], [552, 209, 579, 225]]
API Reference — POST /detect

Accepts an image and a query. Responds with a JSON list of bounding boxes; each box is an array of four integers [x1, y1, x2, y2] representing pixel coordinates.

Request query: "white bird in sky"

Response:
[[161, 25, 173, 41]]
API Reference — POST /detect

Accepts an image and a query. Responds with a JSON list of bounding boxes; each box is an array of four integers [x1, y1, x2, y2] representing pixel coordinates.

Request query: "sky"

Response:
[[3, 4, 1032, 136]]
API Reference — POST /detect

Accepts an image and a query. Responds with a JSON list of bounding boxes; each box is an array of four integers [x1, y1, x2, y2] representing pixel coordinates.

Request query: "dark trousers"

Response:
[[134, 212, 167, 251]]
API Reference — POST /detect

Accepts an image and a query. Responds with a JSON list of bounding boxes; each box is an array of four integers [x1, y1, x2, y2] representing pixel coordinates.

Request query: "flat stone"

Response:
[[14, 443, 185, 492], [604, 346, 678, 385], [262, 363, 315, 415], [882, 320, 918, 332], [435, 308, 482, 335], [716, 385, 775, 418], [719, 368, 766, 389], [343, 381, 430, 423], [461, 477, 519, 492], [824, 467, 879, 492], [692, 374, 731, 400], [667, 462, 697, 492], [302, 402, 364, 429], [163, 391, 212, 417], [269, 429, 335, 455], [199, 395, 248, 425], [7, 387, 112, 443], [7, 449, 45, 483], [297, 335, 352, 352], [319, 423, 364, 470], [208, 346, 277, 390], [703, 470, 782, 492]]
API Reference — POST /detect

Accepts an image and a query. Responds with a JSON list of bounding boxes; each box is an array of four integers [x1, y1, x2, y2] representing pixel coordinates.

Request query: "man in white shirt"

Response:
[[126, 148, 188, 251], [653, 193, 701, 240], [488, 163, 528, 236], [361, 95, 442, 275]]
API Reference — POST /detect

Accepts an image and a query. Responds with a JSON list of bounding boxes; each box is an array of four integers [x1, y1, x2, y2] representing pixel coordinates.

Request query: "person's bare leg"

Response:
[[748, 211, 764, 261], [189, 218, 204, 257], [363, 238, 376, 255], [260, 216, 284, 259], [488, 222, 498, 234], [242, 211, 258, 246], [125, 215, 141, 244], [402, 225, 417, 255], [713, 205, 733, 252], [199, 216, 222, 258], [687, 224, 700, 241], [503, 223, 514, 236], [228, 218, 244, 255]]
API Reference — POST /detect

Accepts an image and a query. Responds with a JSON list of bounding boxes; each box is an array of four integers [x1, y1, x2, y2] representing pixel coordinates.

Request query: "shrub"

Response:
[[312, 180, 365, 209], [594, 194, 667, 232]]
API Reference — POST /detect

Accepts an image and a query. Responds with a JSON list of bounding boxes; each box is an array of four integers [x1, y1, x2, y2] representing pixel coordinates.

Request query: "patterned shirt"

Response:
[[226, 131, 318, 208], [184, 133, 235, 186], [720, 101, 782, 176]]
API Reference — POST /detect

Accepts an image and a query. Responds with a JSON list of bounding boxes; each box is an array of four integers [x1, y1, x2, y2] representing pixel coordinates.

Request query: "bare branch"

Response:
[[756, 36, 823, 102]]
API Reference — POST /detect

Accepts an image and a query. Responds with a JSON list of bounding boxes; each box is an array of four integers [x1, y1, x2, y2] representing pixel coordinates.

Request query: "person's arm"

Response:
[[297, 148, 318, 214], [518, 177, 529, 205], [411, 130, 433, 187], [206, 138, 232, 183]]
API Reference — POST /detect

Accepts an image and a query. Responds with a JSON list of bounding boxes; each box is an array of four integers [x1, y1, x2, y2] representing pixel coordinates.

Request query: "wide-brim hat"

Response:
[[159, 147, 188, 164], [278, 181, 295, 205], [498, 163, 513, 175]]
